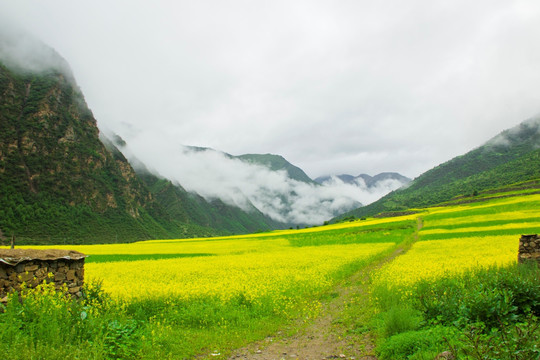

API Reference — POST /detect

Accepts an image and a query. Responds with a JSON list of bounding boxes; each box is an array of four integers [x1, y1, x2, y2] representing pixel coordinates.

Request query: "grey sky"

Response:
[[2, 0, 540, 179]]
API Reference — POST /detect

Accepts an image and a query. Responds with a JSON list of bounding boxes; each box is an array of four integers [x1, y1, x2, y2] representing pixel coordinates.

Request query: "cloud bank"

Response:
[[0, 18, 72, 77], [116, 133, 405, 224], [2, 1, 540, 180]]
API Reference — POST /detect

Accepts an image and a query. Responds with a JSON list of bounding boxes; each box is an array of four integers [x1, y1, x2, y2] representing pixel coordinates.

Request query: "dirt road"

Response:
[[227, 247, 408, 360]]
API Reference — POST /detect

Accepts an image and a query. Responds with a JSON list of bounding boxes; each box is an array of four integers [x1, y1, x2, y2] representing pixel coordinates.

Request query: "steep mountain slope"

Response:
[[107, 139, 284, 234], [155, 146, 363, 224], [0, 60, 179, 243], [237, 153, 316, 184], [183, 146, 316, 184], [0, 39, 281, 243], [338, 116, 540, 219]]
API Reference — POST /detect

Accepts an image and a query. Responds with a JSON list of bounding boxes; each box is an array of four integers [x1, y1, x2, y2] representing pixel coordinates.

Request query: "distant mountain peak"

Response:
[[339, 115, 540, 220], [315, 172, 411, 188], [237, 153, 316, 185]]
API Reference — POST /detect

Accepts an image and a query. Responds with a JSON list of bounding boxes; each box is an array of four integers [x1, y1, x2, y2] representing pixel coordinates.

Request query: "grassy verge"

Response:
[[368, 192, 540, 359], [371, 263, 540, 359]]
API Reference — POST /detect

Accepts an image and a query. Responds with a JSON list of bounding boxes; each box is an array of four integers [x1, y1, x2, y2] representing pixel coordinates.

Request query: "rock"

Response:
[[435, 351, 455, 359], [0, 267, 7, 279], [35, 267, 48, 279], [25, 264, 39, 272], [15, 263, 25, 273], [19, 271, 34, 282], [54, 272, 66, 282], [66, 269, 77, 281]]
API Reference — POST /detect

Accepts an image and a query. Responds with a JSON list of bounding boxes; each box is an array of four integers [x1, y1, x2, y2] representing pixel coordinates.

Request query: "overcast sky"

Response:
[[2, 0, 540, 179]]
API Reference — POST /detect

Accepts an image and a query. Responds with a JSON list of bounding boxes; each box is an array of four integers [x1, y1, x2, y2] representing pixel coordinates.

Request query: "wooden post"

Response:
[[10, 234, 15, 249]]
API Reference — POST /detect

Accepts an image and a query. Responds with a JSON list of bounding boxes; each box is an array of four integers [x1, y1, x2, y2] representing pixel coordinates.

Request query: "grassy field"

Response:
[[0, 190, 538, 359], [371, 193, 540, 359]]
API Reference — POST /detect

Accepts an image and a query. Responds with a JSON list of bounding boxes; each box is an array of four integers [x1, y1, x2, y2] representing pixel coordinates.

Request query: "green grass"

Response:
[[420, 227, 540, 241], [85, 253, 215, 263], [370, 191, 540, 359], [287, 220, 416, 246], [2, 189, 538, 359]]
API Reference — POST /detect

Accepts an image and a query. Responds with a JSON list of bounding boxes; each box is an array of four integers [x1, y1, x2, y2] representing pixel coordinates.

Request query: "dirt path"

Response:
[[227, 247, 407, 360], [227, 218, 423, 360]]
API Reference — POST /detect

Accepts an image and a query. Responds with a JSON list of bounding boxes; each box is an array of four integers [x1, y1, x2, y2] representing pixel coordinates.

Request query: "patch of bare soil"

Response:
[[227, 247, 407, 360]]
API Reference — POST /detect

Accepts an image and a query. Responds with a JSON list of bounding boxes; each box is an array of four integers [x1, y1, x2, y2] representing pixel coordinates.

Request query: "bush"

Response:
[[414, 263, 540, 329], [379, 306, 424, 337], [375, 263, 540, 360], [377, 326, 456, 360], [0, 280, 142, 359], [450, 318, 540, 360]]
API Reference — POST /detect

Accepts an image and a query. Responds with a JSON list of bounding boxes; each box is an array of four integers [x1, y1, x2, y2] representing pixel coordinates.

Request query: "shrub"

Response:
[[377, 326, 456, 360], [379, 306, 424, 337], [414, 263, 540, 329]]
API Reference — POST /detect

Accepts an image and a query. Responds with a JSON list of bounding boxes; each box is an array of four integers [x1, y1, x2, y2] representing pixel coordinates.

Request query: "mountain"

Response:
[[337, 116, 540, 219], [0, 36, 280, 244], [0, 59, 169, 243], [183, 146, 316, 185], [159, 145, 364, 224], [237, 153, 317, 184], [107, 139, 284, 234], [315, 172, 411, 188]]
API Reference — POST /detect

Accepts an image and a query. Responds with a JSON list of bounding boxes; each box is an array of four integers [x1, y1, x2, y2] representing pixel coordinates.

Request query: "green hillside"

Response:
[[338, 117, 540, 219], [0, 62, 176, 243], [0, 56, 281, 244], [135, 167, 282, 235], [237, 153, 316, 184], [183, 147, 316, 185]]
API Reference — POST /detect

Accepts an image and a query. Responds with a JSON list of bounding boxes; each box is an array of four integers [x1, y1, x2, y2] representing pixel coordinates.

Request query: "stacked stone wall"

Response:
[[518, 234, 540, 264], [0, 249, 86, 302]]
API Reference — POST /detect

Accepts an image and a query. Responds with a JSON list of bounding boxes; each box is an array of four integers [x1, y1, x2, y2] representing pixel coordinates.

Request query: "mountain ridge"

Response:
[[315, 172, 411, 188], [336, 116, 540, 220], [0, 37, 282, 244]]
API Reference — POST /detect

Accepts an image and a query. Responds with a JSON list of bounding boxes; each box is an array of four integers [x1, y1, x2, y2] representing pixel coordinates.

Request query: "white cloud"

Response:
[[120, 133, 369, 224], [2, 0, 540, 182]]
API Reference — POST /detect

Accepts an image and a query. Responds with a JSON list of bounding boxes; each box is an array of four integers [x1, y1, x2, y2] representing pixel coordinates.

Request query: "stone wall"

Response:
[[518, 234, 540, 264], [0, 249, 86, 302]]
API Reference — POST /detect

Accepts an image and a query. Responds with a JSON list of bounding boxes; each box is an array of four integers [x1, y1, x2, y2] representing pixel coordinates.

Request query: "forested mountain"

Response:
[[338, 116, 540, 219], [105, 138, 284, 234], [0, 51, 280, 244], [237, 153, 316, 184]]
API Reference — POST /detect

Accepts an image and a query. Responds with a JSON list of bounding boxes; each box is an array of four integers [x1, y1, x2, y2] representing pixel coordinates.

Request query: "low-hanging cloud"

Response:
[[114, 130, 406, 224], [3, 2, 540, 181], [485, 115, 540, 149], [318, 176, 408, 206], [0, 18, 72, 78]]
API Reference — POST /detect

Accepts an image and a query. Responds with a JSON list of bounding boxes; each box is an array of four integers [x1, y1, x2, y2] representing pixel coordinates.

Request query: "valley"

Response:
[[1, 185, 539, 359], [1, 15, 540, 360]]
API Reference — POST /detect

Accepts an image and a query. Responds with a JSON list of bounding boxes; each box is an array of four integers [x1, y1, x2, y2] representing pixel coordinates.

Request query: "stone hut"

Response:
[[518, 234, 540, 264], [0, 249, 86, 302]]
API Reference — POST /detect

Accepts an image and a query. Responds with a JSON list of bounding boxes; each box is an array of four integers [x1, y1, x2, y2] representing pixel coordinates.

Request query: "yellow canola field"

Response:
[[86, 242, 394, 302], [423, 209, 540, 228], [372, 235, 518, 289], [420, 221, 540, 235], [35, 237, 292, 256]]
